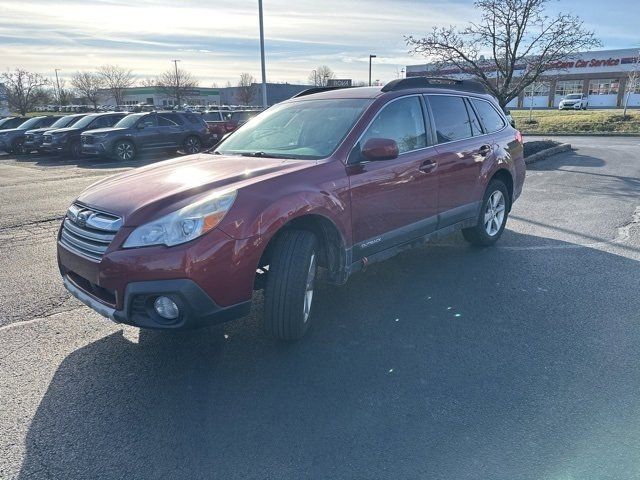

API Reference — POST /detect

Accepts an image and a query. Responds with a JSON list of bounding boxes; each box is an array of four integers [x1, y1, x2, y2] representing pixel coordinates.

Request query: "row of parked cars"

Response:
[[0, 108, 261, 161]]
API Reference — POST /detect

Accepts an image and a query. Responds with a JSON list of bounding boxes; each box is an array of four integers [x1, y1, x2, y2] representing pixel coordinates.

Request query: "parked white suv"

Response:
[[559, 94, 588, 110]]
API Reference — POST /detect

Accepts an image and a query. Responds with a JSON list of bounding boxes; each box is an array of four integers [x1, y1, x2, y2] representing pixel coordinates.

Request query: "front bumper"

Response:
[[57, 226, 261, 330], [63, 274, 251, 329], [81, 143, 107, 155], [41, 141, 67, 153], [559, 103, 582, 110]]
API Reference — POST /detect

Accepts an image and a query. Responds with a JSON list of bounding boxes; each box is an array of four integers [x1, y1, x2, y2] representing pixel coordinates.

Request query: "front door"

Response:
[[135, 114, 162, 150], [347, 95, 440, 259]]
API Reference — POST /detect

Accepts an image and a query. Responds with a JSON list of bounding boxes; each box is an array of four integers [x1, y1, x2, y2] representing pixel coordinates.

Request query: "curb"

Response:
[[524, 143, 572, 165], [521, 132, 640, 137]]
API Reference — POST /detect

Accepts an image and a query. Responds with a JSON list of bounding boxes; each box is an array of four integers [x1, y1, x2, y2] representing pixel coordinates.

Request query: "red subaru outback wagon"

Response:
[[58, 78, 525, 340]]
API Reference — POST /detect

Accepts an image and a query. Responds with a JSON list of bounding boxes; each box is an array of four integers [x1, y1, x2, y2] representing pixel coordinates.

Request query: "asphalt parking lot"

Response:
[[1, 138, 639, 480]]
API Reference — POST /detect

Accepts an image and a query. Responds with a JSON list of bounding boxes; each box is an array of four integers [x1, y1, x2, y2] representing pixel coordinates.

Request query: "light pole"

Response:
[[171, 59, 181, 108], [258, 0, 268, 109], [54, 68, 62, 105], [368, 54, 376, 86]]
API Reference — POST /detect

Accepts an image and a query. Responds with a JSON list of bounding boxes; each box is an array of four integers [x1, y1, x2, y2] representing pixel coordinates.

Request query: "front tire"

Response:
[[462, 179, 509, 246], [263, 230, 318, 341], [69, 140, 82, 159], [12, 139, 27, 155], [114, 140, 135, 161]]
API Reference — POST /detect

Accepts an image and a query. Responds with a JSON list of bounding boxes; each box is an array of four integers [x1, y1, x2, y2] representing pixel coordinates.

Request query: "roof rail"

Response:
[[381, 77, 487, 94], [292, 86, 350, 98]]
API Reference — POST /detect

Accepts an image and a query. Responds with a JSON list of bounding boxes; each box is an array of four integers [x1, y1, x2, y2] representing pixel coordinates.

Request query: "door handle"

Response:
[[478, 144, 492, 156], [419, 160, 437, 173]]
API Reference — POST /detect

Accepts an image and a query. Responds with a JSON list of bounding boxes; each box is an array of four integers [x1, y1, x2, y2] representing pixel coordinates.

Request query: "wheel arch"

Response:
[[254, 213, 348, 289], [488, 168, 514, 210]]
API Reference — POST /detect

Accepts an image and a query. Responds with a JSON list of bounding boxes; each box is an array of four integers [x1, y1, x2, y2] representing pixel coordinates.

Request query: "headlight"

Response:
[[122, 190, 237, 248]]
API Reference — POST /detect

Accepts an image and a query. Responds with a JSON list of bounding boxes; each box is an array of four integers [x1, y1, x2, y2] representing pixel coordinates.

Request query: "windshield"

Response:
[[216, 99, 371, 160], [566, 94, 582, 99], [115, 113, 145, 128], [17, 117, 44, 130], [50, 115, 80, 129]]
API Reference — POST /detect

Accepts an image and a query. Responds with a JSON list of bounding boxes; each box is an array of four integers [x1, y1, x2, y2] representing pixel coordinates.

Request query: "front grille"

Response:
[[59, 204, 122, 261], [24, 134, 33, 142], [43, 134, 52, 143], [81, 136, 94, 145]]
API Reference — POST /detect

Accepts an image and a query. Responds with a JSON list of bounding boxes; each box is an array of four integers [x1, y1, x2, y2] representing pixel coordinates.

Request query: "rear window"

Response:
[[201, 112, 223, 122], [470, 98, 506, 133], [427, 95, 474, 143], [184, 113, 201, 124]]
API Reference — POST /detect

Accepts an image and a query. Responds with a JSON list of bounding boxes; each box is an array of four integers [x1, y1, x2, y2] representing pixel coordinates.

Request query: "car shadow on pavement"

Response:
[[529, 150, 605, 170], [17, 232, 640, 480]]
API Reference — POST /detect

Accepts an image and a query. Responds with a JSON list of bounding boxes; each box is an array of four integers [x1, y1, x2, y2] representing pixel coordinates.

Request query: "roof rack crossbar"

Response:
[[381, 77, 487, 94], [292, 86, 351, 98]]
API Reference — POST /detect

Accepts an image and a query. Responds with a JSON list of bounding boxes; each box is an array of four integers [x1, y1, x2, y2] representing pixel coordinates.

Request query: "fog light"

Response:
[[153, 296, 179, 320]]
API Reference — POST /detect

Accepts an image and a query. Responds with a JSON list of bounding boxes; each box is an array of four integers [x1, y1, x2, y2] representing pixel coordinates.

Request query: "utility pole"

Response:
[[54, 68, 62, 105], [368, 54, 376, 86], [258, 0, 268, 109], [172, 59, 180, 108]]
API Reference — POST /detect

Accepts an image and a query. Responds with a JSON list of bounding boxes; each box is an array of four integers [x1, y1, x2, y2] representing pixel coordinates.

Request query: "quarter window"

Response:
[[427, 95, 475, 143], [360, 96, 427, 154], [470, 99, 506, 133]]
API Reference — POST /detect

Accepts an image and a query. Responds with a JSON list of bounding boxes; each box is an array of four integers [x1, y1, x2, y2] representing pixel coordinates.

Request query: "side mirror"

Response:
[[361, 138, 399, 161]]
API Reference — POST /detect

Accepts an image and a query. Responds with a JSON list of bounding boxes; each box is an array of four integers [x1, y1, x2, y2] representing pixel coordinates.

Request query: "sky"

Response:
[[0, 0, 638, 88]]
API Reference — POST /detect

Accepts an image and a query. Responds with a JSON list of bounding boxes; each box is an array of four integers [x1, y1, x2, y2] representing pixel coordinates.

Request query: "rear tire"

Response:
[[263, 230, 318, 341], [183, 135, 202, 155], [114, 140, 135, 161], [462, 179, 509, 247]]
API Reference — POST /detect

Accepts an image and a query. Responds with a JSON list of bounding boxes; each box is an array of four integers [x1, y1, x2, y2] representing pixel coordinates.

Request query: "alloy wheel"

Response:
[[303, 253, 316, 323], [116, 142, 133, 161], [185, 137, 201, 154], [484, 190, 506, 236]]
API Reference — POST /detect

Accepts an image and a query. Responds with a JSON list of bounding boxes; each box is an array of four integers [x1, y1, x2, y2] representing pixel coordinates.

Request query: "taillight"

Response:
[[515, 130, 523, 144]]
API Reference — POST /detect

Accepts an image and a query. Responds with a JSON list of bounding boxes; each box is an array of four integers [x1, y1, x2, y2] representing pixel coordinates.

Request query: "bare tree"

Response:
[[406, 0, 601, 108], [55, 78, 74, 106], [1, 69, 49, 115], [308, 65, 336, 86], [623, 52, 640, 117], [71, 71, 104, 110], [139, 78, 158, 88], [98, 65, 135, 106], [236, 73, 256, 105], [155, 68, 199, 106]]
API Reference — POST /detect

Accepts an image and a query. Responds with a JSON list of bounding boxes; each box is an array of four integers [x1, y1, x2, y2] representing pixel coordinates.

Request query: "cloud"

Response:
[[0, 0, 635, 86]]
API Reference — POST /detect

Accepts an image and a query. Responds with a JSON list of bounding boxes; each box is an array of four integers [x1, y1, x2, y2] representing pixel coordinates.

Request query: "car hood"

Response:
[[48, 127, 80, 135], [25, 127, 54, 135], [0, 128, 22, 135], [76, 153, 315, 225], [83, 127, 126, 135]]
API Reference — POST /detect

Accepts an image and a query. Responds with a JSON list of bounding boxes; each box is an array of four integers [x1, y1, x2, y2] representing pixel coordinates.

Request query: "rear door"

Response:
[[158, 113, 184, 147], [347, 95, 440, 259], [426, 94, 494, 227]]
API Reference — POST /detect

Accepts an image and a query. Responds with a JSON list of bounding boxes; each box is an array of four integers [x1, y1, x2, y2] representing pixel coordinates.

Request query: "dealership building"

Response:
[[406, 48, 640, 109]]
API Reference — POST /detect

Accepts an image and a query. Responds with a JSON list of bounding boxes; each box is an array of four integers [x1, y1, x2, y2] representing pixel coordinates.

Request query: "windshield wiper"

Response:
[[238, 151, 297, 159]]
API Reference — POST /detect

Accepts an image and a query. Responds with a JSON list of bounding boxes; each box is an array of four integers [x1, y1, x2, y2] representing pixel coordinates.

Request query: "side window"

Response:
[[101, 116, 118, 127], [360, 96, 427, 154], [470, 99, 506, 133], [158, 115, 178, 127], [166, 113, 184, 125], [185, 113, 200, 124], [139, 115, 157, 128], [427, 95, 474, 143]]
